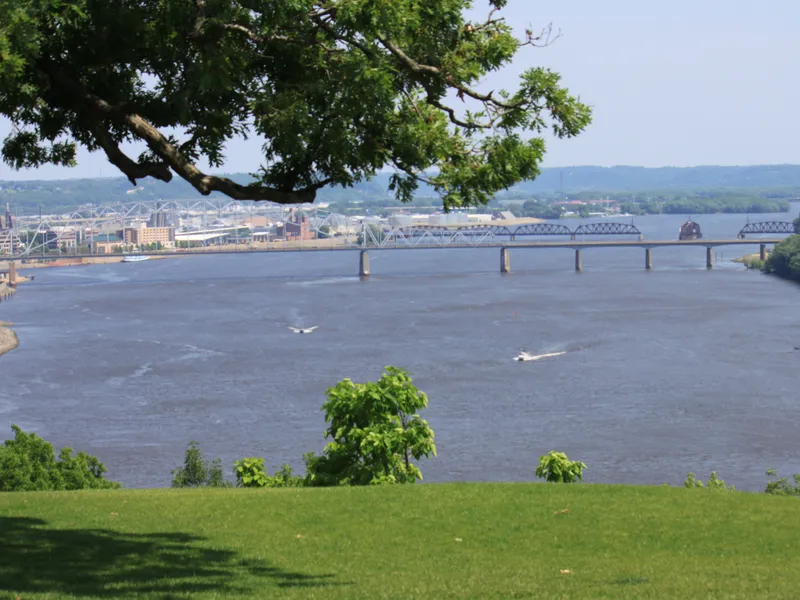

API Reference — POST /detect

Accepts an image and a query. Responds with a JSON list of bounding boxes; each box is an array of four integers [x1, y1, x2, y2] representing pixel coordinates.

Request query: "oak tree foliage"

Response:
[[0, 0, 591, 210]]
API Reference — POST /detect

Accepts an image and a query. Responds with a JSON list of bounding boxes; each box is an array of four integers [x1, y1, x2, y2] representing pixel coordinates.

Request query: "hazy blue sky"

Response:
[[1, 0, 798, 181]]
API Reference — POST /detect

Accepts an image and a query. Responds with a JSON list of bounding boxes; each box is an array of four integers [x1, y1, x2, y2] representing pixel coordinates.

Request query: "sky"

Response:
[[1, 0, 799, 181]]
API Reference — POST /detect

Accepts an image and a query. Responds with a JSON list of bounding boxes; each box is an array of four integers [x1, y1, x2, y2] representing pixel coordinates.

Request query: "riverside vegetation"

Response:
[[741, 221, 800, 274], [5, 367, 800, 598]]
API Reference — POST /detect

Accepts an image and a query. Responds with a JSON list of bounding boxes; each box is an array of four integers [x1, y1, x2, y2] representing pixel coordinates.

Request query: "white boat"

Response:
[[121, 255, 150, 263], [514, 349, 567, 362]]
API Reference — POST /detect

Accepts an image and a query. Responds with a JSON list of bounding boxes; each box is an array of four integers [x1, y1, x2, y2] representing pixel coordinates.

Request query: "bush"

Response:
[[684, 471, 735, 491], [745, 258, 764, 270], [171, 441, 228, 488], [764, 469, 800, 496], [535, 451, 586, 483], [0, 425, 120, 491], [234, 457, 304, 488], [763, 234, 800, 281]]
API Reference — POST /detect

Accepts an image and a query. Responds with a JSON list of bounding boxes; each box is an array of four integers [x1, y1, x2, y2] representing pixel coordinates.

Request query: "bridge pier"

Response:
[[500, 247, 511, 273], [359, 250, 370, 277], [760, 244, 767, 261], [645, 248, 652, 270], [574, 249, 582, 272], [7, 261, 16, 286], [706, 247, 713, 269]]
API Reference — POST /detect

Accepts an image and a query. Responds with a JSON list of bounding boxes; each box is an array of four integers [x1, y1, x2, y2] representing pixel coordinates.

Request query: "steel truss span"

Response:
[[573, 222, 641, 236], [361, 221, 640, 248], [738, 221, 797, 237], [3, 198, 363, 258]]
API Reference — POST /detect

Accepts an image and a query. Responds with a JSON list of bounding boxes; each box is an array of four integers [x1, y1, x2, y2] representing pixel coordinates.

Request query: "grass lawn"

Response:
[[1, 483, 799, 599]]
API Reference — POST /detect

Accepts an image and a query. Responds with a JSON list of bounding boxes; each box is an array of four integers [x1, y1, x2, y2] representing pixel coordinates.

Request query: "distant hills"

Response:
[[3, 164, 800, 213]]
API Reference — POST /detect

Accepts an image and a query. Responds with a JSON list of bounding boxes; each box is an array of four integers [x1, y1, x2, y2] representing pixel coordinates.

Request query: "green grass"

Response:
[[1, 483, 799, 599]]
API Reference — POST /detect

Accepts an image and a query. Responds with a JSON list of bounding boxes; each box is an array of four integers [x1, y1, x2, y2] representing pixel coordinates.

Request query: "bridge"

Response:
[[0, 193, 796, 277], [5, 237, 784, 278], [362, 221, 643, 246], [738, 220, 798, 237]]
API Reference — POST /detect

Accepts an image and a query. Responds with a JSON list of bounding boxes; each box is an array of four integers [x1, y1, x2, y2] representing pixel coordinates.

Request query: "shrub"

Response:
[[0, 425, 120, 491], [684, 471, 735, 491], [234, 457, 304, 488], [764, 469, 800, 496], [171, 441, 228, 488], [535, 451, 586, 483]]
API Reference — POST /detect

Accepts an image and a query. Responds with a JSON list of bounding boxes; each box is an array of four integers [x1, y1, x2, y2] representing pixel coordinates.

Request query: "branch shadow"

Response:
[[0, 516, 351, 597]]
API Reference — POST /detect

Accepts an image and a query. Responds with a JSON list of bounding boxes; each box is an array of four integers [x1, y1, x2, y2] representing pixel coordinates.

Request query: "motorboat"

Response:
[[514, 349, 568, 362], [121, 255, 150, 263]]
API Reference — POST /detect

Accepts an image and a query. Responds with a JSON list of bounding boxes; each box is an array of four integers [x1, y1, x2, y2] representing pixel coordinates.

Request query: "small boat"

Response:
[[121, 255, 150, 263], [514, 349, 567, 362], [678, 220, 702, 241]]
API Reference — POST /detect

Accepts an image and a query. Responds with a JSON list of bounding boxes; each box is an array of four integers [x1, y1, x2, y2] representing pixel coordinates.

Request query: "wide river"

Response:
[[1, 209, 799, 491]]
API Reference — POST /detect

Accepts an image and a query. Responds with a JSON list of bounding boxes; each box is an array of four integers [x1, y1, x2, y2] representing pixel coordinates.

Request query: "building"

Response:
[[148, 204, 169, 228], [91, 234, 124, 254], [121, 223, 175, 247], [0, 230, 20, 254], [276, 211, 315, 241], [0, 203, 13, 230]]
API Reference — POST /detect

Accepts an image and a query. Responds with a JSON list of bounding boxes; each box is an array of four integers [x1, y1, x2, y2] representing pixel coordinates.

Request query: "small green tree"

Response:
[[171, 441, 228, 488], [0, 425, 120, 491], [535, 451, 586, 483], [304, 367, 436, 486]]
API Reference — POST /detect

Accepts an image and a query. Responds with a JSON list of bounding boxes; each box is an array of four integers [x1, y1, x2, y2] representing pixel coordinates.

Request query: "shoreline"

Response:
[[0, 281, 24, 359], [0, 321, 19, 358]]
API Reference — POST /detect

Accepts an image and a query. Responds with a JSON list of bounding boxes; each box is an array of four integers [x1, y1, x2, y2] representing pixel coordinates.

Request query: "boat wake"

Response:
[[514, 350, 568, 362]]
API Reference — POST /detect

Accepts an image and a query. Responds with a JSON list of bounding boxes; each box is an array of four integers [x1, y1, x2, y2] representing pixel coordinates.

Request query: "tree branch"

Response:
[[38, 60, 331, 204], [91, 123, 172, 186]]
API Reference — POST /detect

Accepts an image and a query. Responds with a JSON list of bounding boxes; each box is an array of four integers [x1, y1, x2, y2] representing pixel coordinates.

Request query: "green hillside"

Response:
[[3, 165, 800, 214], [2, 483, 799, 599]]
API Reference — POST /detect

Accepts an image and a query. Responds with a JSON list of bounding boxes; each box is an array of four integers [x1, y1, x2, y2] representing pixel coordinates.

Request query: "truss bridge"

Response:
[[362, 221, 642, 248], [737, 220, 798, 238]]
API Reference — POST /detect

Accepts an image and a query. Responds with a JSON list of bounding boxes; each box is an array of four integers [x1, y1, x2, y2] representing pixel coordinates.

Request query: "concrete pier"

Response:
[[574, 249, 582, 272], [500, 247, 510, 273], [8, 261, 16, 286], [359, 250, 370, 277], [760, 244, 767, 261], [645, 248, 652, 270], [706, 247, 713, 269]]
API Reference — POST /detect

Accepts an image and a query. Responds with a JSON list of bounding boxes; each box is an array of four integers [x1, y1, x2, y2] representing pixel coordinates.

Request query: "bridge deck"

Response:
[[2, 237, 785, 262]]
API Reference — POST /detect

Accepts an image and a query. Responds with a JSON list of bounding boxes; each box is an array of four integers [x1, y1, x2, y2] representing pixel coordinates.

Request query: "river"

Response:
[[1, 208, 799, 491]]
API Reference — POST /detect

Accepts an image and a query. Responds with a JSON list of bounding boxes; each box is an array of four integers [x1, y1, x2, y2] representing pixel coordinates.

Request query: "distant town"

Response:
[[0, 196, 636, 258]]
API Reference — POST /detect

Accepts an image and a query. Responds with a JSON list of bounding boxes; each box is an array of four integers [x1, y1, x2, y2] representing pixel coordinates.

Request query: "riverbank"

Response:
[[0, 320, 19, 358], [2, 483, 799, 599], [734, 252, 766, 269], [0, 254, 171, 271]]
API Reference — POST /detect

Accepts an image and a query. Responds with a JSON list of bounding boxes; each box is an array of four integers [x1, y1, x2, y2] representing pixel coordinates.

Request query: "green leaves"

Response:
[[0, 0, 591, 208], [684, 471, 736, 492], [305, 366, 436, 487], [535, 451, 586, 484], [171, 440, 228, 488], [763, 234, 800, 281], [0, 424, 120, 491]]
